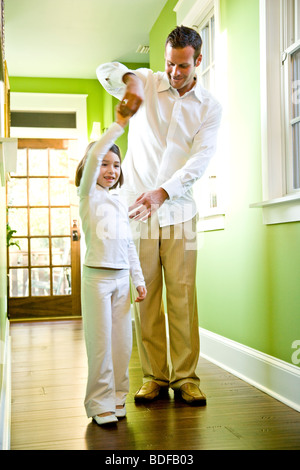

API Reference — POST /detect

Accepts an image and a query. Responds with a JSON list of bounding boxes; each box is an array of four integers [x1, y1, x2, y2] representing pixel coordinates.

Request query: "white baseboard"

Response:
[[200, 327, 300, 412], [0, 319, 11, 450]]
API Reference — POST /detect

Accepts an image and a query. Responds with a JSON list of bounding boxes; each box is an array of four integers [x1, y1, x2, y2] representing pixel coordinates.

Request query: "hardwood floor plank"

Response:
[[10, 320, 300, 451]]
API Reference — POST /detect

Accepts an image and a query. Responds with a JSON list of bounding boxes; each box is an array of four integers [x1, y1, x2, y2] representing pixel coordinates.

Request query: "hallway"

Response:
[[10, 319, 300, 451]]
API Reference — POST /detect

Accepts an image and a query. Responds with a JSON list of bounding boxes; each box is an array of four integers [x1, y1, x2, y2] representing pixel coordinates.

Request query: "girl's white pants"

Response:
[[81, 265, 132, 418]]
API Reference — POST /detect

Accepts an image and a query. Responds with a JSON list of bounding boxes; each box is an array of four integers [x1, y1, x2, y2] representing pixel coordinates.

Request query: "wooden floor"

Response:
[[10, 319, 300, 451]]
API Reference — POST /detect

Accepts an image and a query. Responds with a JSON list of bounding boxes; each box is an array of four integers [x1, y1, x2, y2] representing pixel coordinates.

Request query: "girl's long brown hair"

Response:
[[75, 142, 124, 190]]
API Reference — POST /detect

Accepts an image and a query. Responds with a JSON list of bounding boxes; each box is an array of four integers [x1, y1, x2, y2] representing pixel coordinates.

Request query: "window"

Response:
[[7, 140, 72, 298], [198, 11, 215, 93], [250, 0, 300, 224], [282, 0, 300, 193]]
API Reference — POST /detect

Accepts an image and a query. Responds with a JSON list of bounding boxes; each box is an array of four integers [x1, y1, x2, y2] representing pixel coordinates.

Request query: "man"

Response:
[[97, 26, 222, 405]]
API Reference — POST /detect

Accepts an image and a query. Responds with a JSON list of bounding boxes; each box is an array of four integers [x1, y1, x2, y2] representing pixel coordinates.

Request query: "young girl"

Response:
[[75, 107, 147, 426]]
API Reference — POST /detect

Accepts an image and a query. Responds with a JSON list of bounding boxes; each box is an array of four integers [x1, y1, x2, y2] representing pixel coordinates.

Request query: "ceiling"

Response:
[[4, 0, 169, 79]]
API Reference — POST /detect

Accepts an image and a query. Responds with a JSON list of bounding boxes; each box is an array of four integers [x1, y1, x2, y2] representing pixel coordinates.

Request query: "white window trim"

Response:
[[175, 0, 215, 26], [197, 8, 216, 107], [174, 0, 227, 232], [10, 92, 88, 154], [250, 0, 300, 225]]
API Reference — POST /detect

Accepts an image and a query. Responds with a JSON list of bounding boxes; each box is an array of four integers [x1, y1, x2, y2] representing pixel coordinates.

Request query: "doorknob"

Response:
[[72, 230, 79, 241], [72, 219, 80, 241]]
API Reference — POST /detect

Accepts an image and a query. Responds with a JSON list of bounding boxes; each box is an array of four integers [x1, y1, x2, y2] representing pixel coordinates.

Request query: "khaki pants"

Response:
[[131, 213, 200, 389]]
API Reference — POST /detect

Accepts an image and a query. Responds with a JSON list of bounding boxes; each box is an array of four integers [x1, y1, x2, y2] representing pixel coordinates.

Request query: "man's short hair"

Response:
[[166, 25, 202, 63]]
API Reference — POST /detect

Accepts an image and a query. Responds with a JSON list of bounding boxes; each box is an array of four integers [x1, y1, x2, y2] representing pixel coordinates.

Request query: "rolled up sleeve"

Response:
[[96, 62, 130, 100]]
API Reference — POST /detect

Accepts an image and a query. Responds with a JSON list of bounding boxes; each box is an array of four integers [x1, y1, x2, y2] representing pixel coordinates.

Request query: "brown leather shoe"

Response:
[[134, 381, 162, 402], [178, 383, 207, 406]]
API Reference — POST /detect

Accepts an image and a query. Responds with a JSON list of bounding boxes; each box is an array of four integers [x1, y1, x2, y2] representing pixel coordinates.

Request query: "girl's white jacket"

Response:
[[78, 122, 145, 288]]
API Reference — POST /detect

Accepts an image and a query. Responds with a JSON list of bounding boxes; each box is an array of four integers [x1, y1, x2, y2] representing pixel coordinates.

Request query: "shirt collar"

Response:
[[193, 79, 204, 102], [157, 73, 172, 93], [96, 183, 109, 193], [158, 73, 203, 102]]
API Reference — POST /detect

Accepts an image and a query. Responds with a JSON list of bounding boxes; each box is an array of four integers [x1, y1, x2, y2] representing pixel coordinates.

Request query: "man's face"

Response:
[[165, 43, 202, 96]]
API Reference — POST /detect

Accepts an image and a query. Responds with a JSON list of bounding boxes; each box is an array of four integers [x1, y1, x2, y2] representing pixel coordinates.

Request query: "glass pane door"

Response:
[[7, 139, 81, 319]]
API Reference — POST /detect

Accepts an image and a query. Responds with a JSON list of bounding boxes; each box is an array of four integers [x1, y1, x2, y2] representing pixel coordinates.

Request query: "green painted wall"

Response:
[[10, 76, 131, 159], [264, 223, 300, 363], [10, 63, 148, 160], [200, 0, 300, 365], [196, 0, 269, 349], [150, 0, 300, 367], [149, 0, 177, 72]]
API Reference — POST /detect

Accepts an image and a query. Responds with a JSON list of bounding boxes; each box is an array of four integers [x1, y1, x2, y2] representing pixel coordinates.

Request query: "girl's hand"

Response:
[[115, 104, 130, 128], [135, 285, 147, 302]]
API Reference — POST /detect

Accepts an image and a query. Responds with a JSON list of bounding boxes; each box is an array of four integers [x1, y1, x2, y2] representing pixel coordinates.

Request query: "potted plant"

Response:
[[6, 221, 21, 249]]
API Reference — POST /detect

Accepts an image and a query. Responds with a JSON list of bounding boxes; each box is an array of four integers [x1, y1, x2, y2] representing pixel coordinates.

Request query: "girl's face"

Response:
[[97, 150, 121, 189]]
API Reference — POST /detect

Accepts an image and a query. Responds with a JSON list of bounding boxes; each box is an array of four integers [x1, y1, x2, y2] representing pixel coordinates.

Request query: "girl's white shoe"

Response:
[[115, 405, 126, 418], [93, 414, 118, 426]]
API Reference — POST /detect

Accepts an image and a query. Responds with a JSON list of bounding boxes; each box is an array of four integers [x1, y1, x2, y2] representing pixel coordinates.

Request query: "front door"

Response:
[[7, 138, 81, 320]]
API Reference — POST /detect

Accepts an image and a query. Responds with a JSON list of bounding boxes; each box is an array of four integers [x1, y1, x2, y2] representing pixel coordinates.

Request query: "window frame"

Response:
[[197, 9, 216, 93], [250, 0, 300, 224], [284, 40, 300, 193]]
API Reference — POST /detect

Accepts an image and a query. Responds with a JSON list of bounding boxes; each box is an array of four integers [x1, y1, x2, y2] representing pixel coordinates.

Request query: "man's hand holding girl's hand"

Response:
[[119, 73, 144, 117], [115, 104, 131, 128]]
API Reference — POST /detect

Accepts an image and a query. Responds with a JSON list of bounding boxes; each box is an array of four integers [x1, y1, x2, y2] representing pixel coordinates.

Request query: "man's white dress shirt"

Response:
[[97, 63, 222, 227]]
